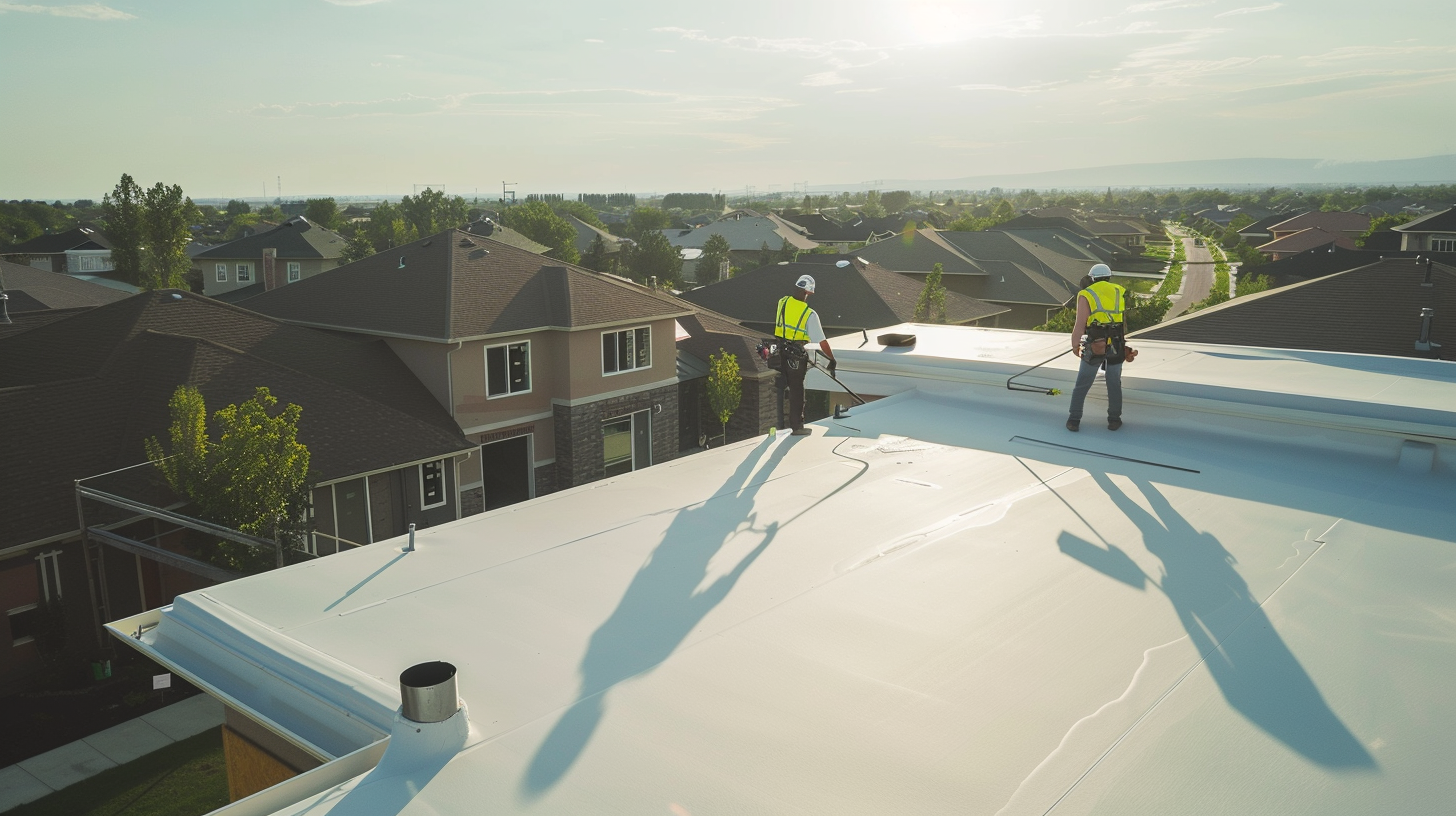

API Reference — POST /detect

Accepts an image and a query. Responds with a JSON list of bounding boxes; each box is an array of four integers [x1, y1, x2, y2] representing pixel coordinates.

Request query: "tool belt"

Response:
[[1085, 323, 1127, 361], [758, 337, 808, 370]]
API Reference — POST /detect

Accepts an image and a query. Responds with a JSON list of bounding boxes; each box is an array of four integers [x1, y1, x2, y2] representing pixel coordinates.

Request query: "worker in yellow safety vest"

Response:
[[774, 274, 837, 436], [1067, 263, 1127, 432]]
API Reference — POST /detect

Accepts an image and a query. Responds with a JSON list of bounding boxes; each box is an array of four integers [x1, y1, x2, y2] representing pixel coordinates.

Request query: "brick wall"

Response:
[[534, 463, 557, 498], [553, 383, 679, 489], [460, 486, 484, 517]]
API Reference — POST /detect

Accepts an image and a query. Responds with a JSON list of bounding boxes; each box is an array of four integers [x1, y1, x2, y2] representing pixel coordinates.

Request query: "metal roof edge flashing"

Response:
[[191, 738, 389, 816]]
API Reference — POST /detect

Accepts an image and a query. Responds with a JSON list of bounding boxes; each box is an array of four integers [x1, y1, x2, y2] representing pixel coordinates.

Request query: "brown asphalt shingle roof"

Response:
[[1256, 227, 1357, 254], [1132, 258, 1456, 361], [194, 217, 348, 261], [0, 291, 475, 550], [0, 259, 130, 310], [243, 229, 691, 341], [1268, 211, 1371, 236]]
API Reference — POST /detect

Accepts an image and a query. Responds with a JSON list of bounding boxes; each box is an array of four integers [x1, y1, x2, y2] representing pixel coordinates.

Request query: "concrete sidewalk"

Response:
[[0, 694, 223, 813]]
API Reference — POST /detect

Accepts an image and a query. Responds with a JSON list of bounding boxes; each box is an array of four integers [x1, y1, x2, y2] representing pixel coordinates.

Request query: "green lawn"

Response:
[[1113, 276, 1158, 294], [10, 730, 228, 816]]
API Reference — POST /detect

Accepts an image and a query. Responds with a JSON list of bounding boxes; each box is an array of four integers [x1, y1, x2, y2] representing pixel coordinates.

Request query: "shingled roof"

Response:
[[1393, 206, 1456, 234], [1132, 257, 1455, 361], [0, 259, 129, 311], [193, 217, 348, 261], [3, 225, 112, 255], [1256, 227, 1358, 255], [677, 256, 1006, 332], [0, 291, 474, 550], [243, 229, 692, 342]]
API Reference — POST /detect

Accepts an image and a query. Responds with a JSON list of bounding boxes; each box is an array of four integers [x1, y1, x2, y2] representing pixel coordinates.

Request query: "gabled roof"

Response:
[[783, 213, 869, 243], [665, 214, 819, 253], [193, 217, 348, 261], [673, 307, 774, 378], [1238, 212, 1299, 237], [0, 291, 473, 550], [854, 229, 1083, 306], [244, 229, 691, 342], [1133, 257, 1455, 360], [1392, 206, 1456, 233], [0, 259, 129, 310], [3, 225, 112, 255], [994, 214, 1098, 240], [462, 219, 551, 254], [1256, 227, 1357, 254], [1268, 210, 1371, 236], [676, 256, 1006, 330], [564, 215, 625, 255], [1252, 247, 1456, 287]]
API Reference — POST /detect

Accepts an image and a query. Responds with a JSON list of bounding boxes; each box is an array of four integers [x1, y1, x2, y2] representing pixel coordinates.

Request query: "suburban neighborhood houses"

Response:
[[2, 179, 1456, 815]]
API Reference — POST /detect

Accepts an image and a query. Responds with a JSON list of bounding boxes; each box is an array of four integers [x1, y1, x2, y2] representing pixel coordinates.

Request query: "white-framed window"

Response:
[[237, 263, 252, 282], [602, 326, 651, 375], [287, 261, 301, 282], [8, 604, 39, 647], [485, 340, 531, 398], [77, 254, 109, 272], [1433, 237, 1456, 252], [420, 460, 447, 509], [36, 551, 61, 602], [215, 264, 228, 282]]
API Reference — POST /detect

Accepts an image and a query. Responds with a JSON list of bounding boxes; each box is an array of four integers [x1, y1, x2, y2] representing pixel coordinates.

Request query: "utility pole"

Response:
[[277, 176, 282, 203], [502, 181, 517, 207]]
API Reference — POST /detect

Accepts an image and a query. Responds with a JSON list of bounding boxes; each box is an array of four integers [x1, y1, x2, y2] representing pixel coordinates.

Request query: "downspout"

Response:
[[447, 339, 465, 518]]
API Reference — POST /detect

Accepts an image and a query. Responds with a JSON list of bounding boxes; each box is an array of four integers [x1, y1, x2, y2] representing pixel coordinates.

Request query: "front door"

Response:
[[602, 409, 651, 478], [481, 435, 532, 511]]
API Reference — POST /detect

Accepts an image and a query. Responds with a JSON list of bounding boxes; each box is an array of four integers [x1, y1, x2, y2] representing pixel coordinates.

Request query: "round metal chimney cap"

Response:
[[399, 661, 459, 724]]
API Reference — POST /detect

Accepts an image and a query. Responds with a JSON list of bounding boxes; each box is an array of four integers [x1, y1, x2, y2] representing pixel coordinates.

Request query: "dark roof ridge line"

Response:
[[0, 374, 102, 395]]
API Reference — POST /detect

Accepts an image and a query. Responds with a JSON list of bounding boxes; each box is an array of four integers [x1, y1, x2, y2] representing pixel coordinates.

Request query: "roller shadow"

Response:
[[521, 436, 796, 798], [1064, 472, 1375, 770]]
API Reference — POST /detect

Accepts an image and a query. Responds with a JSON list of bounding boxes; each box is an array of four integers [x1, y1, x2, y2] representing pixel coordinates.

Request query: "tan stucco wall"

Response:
[[200, 257, 335, 297], [450, 330, 558, 433], [384, 338, 452, 413]]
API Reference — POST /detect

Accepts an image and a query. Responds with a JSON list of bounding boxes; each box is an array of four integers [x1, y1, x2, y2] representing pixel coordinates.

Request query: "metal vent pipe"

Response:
[[400, 661, 459, 723]]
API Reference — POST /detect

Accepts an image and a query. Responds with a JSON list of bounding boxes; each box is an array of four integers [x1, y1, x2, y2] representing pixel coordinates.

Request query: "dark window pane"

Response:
[[603, 333, 617, 373], [487, 346, 507, 396], [634, 327, 651, 369], [422, 461, 444, 505], [618, 330, 631, 372], [602, 417, 633, 476], [8, 606, 39, 643]]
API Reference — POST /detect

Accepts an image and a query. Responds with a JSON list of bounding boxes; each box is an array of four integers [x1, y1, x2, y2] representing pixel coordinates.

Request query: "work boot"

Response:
[[1065, 418, 1080, 432], [791, 428, 812, 436], [1107, 418, 1123, 431]]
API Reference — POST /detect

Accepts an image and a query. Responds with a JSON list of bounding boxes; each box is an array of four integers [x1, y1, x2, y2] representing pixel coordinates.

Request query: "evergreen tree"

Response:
[[913, 262, 948, 323], [102, 174, 144, 286]]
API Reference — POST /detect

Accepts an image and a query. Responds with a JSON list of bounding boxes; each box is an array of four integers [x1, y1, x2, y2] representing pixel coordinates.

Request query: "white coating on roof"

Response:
[[110, 326, 1456, 815]]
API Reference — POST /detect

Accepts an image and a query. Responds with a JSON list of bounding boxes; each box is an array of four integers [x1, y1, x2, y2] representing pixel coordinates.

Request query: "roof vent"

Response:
[[1415, 307, 1440, 354], [421, 239, 432, 248], [0, 292, 10, 325], [835, 260, 850, 268], [398, 257, 406, 269], [400, 661, 459, 724], [777, 261, 789, 265], [459, 238, 475, 247]]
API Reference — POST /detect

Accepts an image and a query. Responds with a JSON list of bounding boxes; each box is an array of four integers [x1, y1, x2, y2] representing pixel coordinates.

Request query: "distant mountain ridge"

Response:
[[840, 155, 1456, 192]]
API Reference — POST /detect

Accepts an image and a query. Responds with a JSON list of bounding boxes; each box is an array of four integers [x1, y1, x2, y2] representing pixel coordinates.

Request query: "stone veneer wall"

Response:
[[460, 486, 484, 518], [553, 383, 679, 490], [534, 463, 557, 498]]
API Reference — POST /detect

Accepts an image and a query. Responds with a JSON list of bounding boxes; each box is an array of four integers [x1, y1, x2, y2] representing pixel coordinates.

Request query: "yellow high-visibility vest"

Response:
[[1079, 280, 1126, 325], [775, 296, 813, 341]]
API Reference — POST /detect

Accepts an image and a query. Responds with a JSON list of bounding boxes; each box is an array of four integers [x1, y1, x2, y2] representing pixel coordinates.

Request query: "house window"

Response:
[[77, 254, 109, 272], [485, 341, 531, 398], [37, 551, 61, 602], [1433, 237, 1456, 252], [237, 263, 252, 282], [215, 264, 228, 282], [8, 604, 39, 647], [420, 460, 447, 509], [602, 417, 634, 477], [602, 326, 651, 375], [287, 261, 302, 282]]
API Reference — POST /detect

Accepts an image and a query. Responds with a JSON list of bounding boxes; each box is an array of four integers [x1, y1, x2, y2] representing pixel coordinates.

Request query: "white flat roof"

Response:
[[111, 326, 1456, 815]]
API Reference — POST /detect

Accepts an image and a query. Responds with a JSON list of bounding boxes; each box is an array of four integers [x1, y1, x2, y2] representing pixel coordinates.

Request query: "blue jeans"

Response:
[[1068, 353, 1122, 422]]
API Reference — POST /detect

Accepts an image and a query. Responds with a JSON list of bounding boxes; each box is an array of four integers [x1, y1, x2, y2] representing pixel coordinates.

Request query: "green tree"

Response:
[[1236, 273, 1271, 297], [223, 212, 262, 242], [992, 198, 1016, 223], [757, 240, 776, 269], [861, 190, 886, 218], [399, 188, 469, 236], [362, 201, 418, 252], [340, 229, 377, 265], [581, 233, 610, 272], [256, 204, 284, 222], [225, 199, 251, 218], [502, 201, 580, 263], [882, 190, 912, 213], [1356, 212, 1415, 247], [913, 262, 948, 323], [626, 206, 671, 241], [102, 174, 144, 286], [627, 230, 683, 286], [139, 182, 195, 290], [706, 348, 742, 446], [304, 198, 343, 230], [145, 386, 313, 572], [552, 199, 609, 230], [697, 233, 732, 283]]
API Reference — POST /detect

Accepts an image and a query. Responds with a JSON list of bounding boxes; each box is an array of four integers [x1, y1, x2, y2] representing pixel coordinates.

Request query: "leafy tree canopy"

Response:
[[503, 201, 580, 263]]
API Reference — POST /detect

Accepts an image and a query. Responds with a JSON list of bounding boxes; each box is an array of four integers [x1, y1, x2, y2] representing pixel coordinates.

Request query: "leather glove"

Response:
[[827, 359, 837, 376]]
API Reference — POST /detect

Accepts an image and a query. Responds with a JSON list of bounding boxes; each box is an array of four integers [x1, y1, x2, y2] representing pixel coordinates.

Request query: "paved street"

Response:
[[1164, 229, 1215, 321]]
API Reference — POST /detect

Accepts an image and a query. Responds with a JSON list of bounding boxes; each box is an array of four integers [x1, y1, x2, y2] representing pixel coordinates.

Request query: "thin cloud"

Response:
[[584, 38, 604, 43], [1215, 4, 1282, 17], [1299, 44, 1453, 66], [0, 2, 134, 19], [956, 81, 1064, 93], [321, 0, 390, 5], [1126, 0, 1212, 11]]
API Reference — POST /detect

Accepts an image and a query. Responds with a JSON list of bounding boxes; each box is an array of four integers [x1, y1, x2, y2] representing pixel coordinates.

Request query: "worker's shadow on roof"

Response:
[[520, 435, 798, 799], [1059, 472, 1375, 771]]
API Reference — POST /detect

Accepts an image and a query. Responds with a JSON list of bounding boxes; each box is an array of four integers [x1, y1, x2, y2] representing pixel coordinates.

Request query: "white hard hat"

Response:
[[795, 273, 816, 293], [1089, 263, 1112, 279]]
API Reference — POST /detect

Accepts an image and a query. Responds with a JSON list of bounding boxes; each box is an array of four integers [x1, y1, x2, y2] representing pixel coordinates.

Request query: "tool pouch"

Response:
[[1089, 339, 1107, 357]]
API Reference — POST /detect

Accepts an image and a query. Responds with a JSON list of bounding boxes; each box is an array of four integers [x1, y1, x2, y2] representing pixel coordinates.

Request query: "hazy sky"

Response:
[[3, 0, 1454, 199]]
